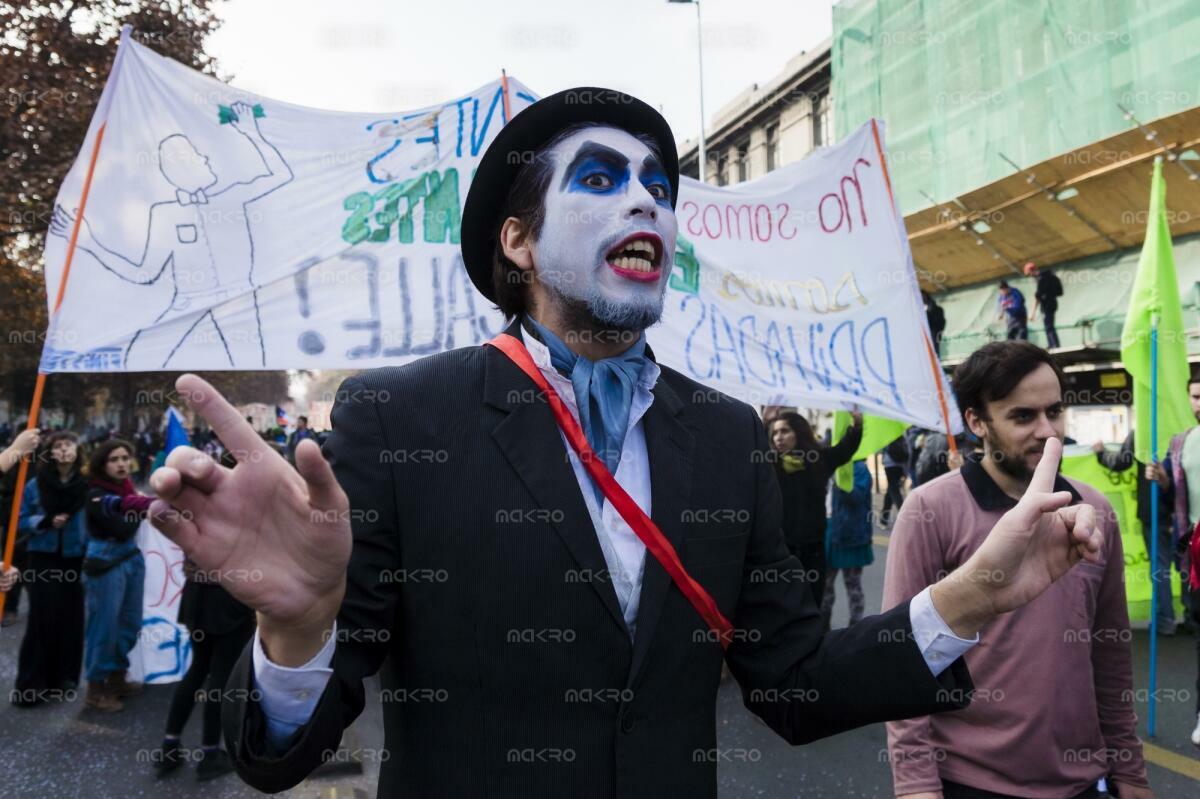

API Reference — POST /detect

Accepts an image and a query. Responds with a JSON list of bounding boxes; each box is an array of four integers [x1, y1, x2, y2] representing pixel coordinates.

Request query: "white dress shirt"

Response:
[[252, 334, 978, 746]]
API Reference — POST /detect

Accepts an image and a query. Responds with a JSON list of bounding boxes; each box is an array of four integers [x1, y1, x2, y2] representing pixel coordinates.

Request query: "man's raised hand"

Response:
[[931, 438, 1104, 636], [148, 374, 352, 662]]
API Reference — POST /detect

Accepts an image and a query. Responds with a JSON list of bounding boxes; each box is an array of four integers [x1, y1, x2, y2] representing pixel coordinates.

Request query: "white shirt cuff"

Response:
[[908, 585, 979, 677], [251, 622, 336, 747]]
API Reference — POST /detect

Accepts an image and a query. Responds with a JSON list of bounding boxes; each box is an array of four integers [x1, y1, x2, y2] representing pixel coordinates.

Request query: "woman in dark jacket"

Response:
[[155, 444, 255, 782], [767, 411, 862, 605], [12, 431, 87, 706], [83, 439, 154, 712]]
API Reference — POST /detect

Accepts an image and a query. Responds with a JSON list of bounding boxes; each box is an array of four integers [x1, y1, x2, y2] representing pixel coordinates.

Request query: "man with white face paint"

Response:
[[530, 124, 678, 334], [149, 88, 1107, 798]]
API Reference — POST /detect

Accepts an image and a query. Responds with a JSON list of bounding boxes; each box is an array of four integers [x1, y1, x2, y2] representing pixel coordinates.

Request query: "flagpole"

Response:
[[0, 27, 131, 619], [500, 69, 512, 124], [1, 126, 109, 622], [868, 118, 959, 454], [1148, 311, 1160, 738]]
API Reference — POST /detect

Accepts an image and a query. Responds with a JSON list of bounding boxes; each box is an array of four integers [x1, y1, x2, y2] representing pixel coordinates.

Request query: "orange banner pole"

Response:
[[0, 121, 108, 620], [500, 69, 513, 124], [868, 118, 958, 455]]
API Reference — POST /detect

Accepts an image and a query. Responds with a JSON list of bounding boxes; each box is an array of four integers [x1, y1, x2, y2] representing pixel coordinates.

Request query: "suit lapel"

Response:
[[483, 322, 629, 638], [626, 374, 695, 688]]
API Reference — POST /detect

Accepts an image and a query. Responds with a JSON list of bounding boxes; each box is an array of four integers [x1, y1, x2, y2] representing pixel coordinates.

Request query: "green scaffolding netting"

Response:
[[937, 231, 1200, 361], [833, 0, 1200, 215]]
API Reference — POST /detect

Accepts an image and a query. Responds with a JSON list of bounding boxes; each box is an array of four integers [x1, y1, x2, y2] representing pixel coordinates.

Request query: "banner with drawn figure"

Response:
[[41, 27, 535, 374], [646, 121, 957, 429], [41, 29, 957, 432], [127, 521, 190, 685]]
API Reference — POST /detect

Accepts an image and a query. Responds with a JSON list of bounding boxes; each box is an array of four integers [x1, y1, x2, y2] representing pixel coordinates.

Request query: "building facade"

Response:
[[679, 42, 832, 186]]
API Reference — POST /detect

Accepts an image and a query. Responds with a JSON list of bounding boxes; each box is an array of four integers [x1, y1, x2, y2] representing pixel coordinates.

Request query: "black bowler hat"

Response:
[[460, 86, 679, 304]]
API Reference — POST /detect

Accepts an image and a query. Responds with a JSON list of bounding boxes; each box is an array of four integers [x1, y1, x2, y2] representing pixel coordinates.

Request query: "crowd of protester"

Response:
[[1, 338, 1198, 794], [0, 413, 326, 782]]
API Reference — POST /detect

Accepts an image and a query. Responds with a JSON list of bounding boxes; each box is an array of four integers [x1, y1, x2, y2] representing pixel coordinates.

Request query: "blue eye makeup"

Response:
[[558, 140, 672, 205], [639, 163, 672, 206], [568, 156, 629, 194]]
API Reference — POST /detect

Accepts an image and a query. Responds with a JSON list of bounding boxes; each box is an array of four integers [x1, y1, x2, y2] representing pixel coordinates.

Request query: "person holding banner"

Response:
[[82, 439, 154, 712], [884, 341, 1150, 799], [148, 88, 1106, 798], [0, 564, 16, 593], [1093, 432, 1180, 636], [0, 427, 41, 626], [768, 410, 862, 606], [0, 428, 41, 475]]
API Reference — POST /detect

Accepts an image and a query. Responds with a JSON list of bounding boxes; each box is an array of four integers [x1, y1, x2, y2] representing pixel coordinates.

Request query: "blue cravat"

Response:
[[524, 317, 647, 501]]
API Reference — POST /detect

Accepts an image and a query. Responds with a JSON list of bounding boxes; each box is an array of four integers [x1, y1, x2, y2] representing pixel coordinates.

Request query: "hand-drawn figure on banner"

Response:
[[49, 101, 293, 369]]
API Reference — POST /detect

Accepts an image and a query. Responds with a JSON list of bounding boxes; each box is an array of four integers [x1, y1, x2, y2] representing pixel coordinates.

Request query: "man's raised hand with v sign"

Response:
[[928, 436, 1103, 638]]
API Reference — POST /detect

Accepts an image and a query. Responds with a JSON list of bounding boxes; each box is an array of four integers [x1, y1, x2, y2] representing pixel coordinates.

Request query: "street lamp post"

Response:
[[669, 0, 707, 183]]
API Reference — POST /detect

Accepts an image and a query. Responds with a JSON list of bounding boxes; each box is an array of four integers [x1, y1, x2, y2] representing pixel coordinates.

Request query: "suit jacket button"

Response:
[[620, 711, 635, 733]]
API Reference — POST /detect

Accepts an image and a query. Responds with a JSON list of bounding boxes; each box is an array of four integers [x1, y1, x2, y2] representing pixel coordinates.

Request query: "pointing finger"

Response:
[[1028, 437, 1062, 495], [175, 374, 268, 463]]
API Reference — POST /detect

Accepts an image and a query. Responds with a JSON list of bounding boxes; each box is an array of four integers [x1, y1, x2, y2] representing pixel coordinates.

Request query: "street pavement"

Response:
[[2, 519, 1198, 797]]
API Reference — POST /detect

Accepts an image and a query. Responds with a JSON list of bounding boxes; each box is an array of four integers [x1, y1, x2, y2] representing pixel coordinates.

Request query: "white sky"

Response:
[[206, 0, 837, 148]]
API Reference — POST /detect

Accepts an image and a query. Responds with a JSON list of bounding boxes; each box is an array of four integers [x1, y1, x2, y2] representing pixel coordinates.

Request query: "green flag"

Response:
[[833, 412, 908, 491], [1119, 158, 1194, 463]]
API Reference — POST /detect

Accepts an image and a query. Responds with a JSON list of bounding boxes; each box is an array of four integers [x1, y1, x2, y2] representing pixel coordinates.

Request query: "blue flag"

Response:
[[164, 407, 190, 455]]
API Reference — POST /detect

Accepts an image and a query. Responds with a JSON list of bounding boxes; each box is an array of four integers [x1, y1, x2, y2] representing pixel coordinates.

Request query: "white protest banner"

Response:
[[646, 123, 957, 429], [42, 28, 958, 433], [42, 27, 535, 374], [128, 520, 190, 685]]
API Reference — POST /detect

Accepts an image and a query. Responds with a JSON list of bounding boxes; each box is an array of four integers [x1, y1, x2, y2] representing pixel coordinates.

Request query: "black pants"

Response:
[[792, 542, 826, 610], [943, 779, 1100, 798], [14, 551, 84, 699], [882, 466, 906, 522], [1006, 314, 1028, 340], [165, 621, 254, 746], [1043, 307, 1060, 348]]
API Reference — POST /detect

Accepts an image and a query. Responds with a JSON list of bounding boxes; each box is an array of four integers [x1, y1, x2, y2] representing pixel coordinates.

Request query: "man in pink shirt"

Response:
[[885, 341, 1152, 799]]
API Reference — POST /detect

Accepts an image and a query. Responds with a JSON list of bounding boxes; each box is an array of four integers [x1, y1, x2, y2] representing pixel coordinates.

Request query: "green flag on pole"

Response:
[[833, 412, 908, 492], [1119, 158, 1193, 463]]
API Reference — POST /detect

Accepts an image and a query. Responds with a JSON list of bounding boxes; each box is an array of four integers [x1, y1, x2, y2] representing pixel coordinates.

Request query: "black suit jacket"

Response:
[[224, 317, 972, 797]]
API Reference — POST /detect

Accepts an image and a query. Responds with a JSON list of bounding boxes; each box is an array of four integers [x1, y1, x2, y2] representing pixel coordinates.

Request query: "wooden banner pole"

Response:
[[0, 121, 108, 620], [869, 118, 958, 456]]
